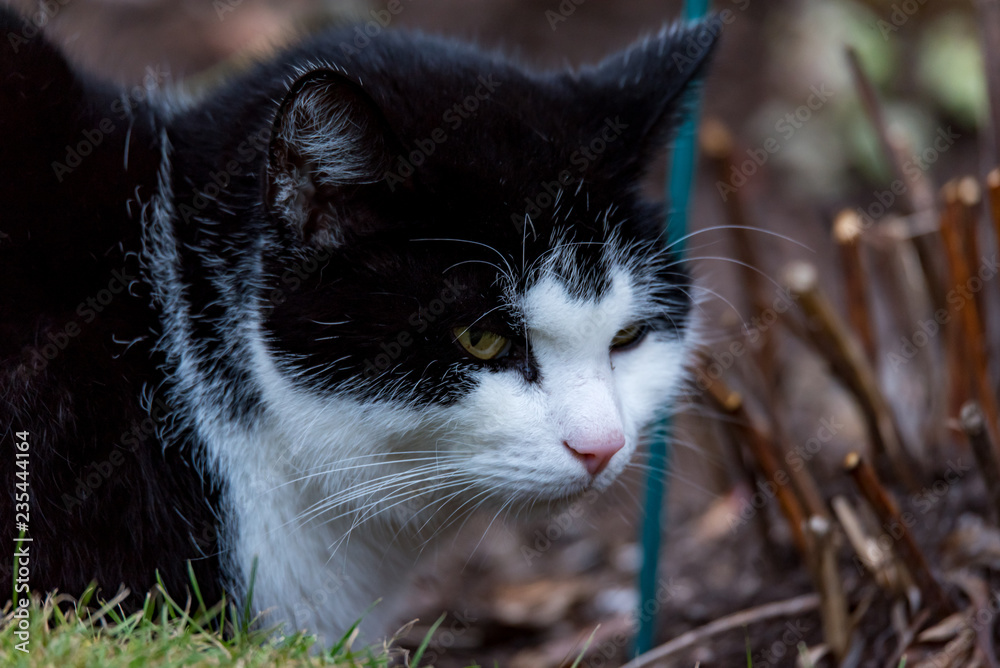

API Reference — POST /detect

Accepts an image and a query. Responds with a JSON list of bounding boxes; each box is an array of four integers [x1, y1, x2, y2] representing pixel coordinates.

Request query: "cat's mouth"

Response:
[[515, 475, 609, 507]]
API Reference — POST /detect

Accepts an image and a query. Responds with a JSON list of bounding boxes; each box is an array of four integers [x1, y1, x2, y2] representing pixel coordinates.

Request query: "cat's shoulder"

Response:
[[0, 7, 159, 363]]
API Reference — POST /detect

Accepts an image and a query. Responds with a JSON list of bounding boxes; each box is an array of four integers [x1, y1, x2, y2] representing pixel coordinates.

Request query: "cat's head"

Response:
[[252, 20, 720, 515]]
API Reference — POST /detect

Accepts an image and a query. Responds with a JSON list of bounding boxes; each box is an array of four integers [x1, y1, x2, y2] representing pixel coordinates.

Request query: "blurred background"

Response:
[[8, 0, 993, 665]]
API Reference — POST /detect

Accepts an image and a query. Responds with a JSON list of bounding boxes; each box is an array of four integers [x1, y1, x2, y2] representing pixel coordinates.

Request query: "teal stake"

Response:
[[634, 0, 710, 657]]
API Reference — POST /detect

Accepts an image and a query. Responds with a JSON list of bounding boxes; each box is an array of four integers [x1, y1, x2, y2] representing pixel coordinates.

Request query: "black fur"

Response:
[[0, 8, 223, 608], [0, 6, 718, 618]]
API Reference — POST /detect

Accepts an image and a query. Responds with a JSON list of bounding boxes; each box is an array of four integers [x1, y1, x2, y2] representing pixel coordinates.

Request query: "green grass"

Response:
[[0, 564, 472, 667]]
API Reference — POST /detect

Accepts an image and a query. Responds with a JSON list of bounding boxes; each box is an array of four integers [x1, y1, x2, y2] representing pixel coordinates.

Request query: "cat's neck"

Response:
[[144, 170, 427, 639], [199, 320, 452, 641], [223, 421, 424, 641]]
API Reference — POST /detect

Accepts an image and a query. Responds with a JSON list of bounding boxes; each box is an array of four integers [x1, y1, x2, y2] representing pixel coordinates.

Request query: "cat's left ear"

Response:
[[569, 17, 723, 180], [266, 70, 393, 247]]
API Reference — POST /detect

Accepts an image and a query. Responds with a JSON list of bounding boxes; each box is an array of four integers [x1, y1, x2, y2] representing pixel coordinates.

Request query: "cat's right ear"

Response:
[[266, 71, 393, 247], [567, 18, 722, 183]]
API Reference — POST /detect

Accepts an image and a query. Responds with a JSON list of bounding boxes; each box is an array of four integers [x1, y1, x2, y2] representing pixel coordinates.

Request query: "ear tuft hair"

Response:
[[266, 71, 392, 247], [568, 16, 723, 181]]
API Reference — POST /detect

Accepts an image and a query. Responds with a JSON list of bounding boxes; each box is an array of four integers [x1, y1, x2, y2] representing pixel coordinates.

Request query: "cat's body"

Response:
[[0, 8, 718, 642]]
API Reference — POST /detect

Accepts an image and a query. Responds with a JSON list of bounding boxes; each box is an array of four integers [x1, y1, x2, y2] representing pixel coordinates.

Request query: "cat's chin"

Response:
[[495, 477, 612, 519]]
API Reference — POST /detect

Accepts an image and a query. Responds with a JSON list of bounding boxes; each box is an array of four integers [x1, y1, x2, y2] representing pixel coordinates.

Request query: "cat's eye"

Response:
[[453, 326, 510, 360], [611, 324, 646, 350]]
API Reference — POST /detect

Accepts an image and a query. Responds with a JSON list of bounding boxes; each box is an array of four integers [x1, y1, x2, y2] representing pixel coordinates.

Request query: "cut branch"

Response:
[[784, 261, 919, 489]]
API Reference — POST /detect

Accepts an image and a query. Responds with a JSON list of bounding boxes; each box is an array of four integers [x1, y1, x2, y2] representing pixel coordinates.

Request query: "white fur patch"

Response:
[[216, 266, 691, 643], [148, 173, 692, 642]]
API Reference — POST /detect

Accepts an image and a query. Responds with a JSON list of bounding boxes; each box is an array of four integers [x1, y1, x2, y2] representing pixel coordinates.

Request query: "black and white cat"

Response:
[[0, 8, 719, 642]]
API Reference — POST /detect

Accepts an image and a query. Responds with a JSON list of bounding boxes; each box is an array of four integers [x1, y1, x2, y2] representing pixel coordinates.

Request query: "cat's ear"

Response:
[[266, 70, 393, 247], [570, 17, 722, 181]]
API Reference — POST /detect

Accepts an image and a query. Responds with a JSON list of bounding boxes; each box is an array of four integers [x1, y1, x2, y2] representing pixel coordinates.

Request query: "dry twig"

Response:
[[939, 183, 1000, 460], [701, 372, 810, 557], [845, 452, 953, 616], [805, 515, 851, 660], [833, 210, 877, 364], [784, 261, 918, 488], [619, 594, 821, 668], [960, 401, 1000, 524], [846, 47, 935, 215]]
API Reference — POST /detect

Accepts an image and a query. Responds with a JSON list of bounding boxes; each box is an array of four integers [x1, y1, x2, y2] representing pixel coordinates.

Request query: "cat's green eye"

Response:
[[453, 327, 510, 360], [611, 324, 645, 350]]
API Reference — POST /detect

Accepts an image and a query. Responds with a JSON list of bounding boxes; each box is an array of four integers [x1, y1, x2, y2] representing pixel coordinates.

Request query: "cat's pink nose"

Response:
[[564, 433, 625, 476]]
